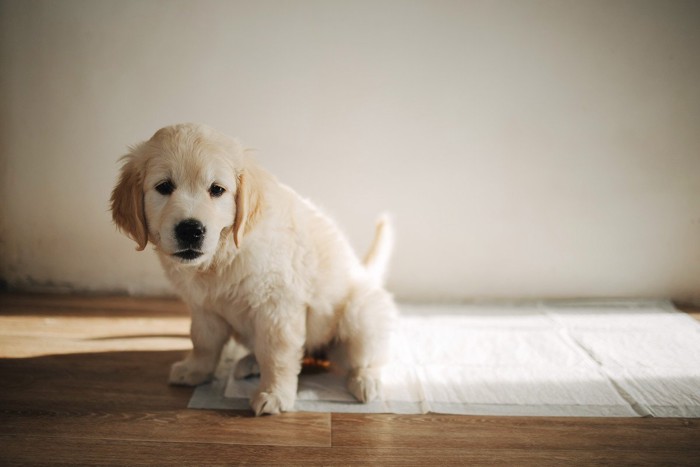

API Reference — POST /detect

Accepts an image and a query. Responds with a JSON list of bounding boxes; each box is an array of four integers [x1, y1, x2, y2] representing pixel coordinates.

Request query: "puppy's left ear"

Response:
[[233, 165, 264, 248], [110, 155, 148, 251]]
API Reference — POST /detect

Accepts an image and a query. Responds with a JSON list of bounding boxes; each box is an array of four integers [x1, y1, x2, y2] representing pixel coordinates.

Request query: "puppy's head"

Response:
[[110, 123, 261, 267]]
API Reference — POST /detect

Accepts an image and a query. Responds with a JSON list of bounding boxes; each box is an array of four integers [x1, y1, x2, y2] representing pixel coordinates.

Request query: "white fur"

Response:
[[111, 123, 397, 415]]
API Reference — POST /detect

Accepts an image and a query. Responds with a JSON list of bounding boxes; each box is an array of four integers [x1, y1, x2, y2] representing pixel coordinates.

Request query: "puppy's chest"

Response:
[[210, 295, 254, 341], [192, 283, 255, 343], [187, 272, 250, 314]]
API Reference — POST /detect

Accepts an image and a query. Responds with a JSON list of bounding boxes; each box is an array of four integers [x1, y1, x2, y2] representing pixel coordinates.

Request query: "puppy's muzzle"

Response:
[[174, 219, 205, 260]]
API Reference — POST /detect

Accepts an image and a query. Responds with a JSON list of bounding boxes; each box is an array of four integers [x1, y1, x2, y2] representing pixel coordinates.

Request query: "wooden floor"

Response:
[[1, 293, 698, 466]]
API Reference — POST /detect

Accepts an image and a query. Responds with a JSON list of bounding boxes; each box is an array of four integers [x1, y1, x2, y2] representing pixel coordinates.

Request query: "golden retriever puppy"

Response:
[[111, 123, 397, 415]]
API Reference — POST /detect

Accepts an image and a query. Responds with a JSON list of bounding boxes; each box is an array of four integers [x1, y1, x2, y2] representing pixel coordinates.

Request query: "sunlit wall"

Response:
[[1, 0, 699, 301]]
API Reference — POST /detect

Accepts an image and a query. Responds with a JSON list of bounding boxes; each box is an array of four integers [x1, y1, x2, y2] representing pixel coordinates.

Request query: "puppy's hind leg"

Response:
[[338, 284, 397, 403]]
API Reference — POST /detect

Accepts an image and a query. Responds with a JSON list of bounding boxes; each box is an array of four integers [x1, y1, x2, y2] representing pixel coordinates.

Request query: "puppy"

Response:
[[110, 123, 397, 415]]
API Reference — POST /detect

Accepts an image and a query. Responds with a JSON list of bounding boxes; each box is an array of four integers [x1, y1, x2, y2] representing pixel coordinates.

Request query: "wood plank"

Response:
[[2, 436, 698, 466], [0, 349, 193, 411], [0, 313, 190, 337], [332, 413, 700, 452], [0, 334, 192, 358], [0, 292, 188, 316], [0, 409, 331, 448]]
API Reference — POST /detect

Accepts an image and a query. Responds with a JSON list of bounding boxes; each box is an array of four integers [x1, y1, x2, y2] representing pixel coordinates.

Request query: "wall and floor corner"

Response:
[[1, 0, 699, 302]]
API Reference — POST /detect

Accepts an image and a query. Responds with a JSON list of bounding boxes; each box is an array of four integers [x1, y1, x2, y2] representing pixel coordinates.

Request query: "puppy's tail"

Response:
[[362, 213, 394, 286]]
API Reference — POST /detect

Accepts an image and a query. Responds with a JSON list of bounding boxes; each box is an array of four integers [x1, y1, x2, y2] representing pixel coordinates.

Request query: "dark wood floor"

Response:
[[1, 293, 698, 465]]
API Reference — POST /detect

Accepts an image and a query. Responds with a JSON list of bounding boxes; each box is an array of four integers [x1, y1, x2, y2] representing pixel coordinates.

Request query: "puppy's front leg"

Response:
[[250, 305, 304, 416], [169, 308, 230, 386]]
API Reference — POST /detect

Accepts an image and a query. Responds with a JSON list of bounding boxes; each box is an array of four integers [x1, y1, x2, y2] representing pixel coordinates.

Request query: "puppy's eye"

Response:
[[155, 180, 175, 195], [209, 184, 226, 198]]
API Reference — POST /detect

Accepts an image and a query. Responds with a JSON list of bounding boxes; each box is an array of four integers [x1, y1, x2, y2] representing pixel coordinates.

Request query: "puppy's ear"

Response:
[[110, 155, 148, 251], [233, 167, 264, 248]]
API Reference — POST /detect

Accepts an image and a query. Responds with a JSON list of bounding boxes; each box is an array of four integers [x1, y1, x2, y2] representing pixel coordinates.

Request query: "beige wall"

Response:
[[1, 0, 699, 300]]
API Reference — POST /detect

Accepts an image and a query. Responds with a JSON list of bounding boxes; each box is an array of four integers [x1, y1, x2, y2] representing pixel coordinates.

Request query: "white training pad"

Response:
[[188, 301, 700, 416]]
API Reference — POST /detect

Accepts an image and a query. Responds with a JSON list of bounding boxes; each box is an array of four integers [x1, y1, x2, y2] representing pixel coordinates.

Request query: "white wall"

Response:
[[1, 0, 699, 301]]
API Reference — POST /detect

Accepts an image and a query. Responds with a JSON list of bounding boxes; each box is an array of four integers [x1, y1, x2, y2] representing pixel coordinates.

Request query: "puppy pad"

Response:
[[188, 301, 700, 417]]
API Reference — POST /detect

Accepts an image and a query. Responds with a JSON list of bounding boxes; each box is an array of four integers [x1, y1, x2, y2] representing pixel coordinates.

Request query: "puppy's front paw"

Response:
[[347, 370, 381, 403], [250, 391, 295, 416], [168, 359, 212, 386]]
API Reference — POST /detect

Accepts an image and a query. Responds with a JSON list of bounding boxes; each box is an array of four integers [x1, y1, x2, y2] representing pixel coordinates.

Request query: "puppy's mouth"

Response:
[[173, 249, 204, 261]]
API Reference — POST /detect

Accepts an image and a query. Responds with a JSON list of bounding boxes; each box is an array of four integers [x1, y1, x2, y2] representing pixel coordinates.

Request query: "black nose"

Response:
[[174, 219, 206, 249]]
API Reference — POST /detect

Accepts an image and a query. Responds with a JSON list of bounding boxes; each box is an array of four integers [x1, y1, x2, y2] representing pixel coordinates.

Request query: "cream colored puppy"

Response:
[[111, 123, 397, 415]]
